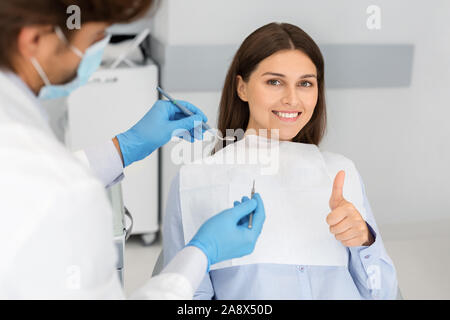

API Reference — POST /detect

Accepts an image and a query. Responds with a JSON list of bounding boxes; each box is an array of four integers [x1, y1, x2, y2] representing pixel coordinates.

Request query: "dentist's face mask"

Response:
[[30, 26, 111, 100]]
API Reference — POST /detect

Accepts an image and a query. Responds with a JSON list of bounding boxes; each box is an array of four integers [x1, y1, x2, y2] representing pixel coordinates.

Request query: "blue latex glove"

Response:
[[116, 100, 208, 167], [187, 193, 266, 272]]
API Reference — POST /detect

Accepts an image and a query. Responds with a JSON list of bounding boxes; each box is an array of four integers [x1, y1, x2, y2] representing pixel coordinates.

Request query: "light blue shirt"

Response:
[[162, 171, 398, 300]]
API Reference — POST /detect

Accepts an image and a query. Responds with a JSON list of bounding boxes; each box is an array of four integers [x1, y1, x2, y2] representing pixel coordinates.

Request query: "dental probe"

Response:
[[248, 179, 256, 229], [157, 86, 234, 141]]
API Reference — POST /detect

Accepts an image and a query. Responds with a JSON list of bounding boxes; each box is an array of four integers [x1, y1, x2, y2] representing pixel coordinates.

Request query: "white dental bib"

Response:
[[179, 135, 366, 270]]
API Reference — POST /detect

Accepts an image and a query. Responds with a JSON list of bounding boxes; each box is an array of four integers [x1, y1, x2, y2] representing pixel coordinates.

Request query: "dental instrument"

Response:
[[157, 86, 235, 141], [248, 179, 255, 229]]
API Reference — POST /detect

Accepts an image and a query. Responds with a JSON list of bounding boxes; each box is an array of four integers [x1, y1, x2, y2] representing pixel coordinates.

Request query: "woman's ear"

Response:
[[236, 75, 248, 102]]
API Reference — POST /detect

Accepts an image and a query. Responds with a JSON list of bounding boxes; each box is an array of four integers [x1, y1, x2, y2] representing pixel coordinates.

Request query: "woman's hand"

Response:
[[326, 170, 374, 247]]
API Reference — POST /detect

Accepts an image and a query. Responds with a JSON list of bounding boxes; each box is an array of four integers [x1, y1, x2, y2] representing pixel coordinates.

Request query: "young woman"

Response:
[[162, 22, 398, 299]]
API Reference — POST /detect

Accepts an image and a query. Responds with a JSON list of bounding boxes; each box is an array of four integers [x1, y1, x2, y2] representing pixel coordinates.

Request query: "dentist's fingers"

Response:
[[171, 118, 204, 142], [167, 100, 208, 123], [172, 114, 203, 133], [190, 125, 204, 141], [234, 195, 250, 208], [231, 198, 257, 223], [234, 200, 248, 225], [248, 193, 266, 233], [172, 128, 193, 143], [238, 196, 252, 225], [238, 214, 250, 226]]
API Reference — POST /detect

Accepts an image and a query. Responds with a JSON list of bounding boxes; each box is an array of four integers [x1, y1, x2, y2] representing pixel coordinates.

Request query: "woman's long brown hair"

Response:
[[215, 22, 327, 153]]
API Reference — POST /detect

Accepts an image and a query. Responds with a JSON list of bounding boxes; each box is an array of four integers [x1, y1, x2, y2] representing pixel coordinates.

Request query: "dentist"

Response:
[[0, 0, 265, 299]]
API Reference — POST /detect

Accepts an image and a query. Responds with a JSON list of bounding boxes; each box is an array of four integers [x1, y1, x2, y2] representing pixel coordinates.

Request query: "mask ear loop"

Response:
[[30, 57, 51, 87], [69, 44, 84, 59], [29, 27, 64, 87], [30, 26, 84, 89], [54, 26, 84, 58]]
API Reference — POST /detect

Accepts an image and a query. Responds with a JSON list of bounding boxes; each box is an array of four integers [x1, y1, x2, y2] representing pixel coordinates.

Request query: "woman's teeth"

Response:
[[273, 111, 300, 119]]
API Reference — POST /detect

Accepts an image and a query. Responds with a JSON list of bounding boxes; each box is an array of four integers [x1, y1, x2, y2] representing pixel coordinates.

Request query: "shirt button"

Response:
[[364, 254, 371, 259], [297, 266, 305, 272]]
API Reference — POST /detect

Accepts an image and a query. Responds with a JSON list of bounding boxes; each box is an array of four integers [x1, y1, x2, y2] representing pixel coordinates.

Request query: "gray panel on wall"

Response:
[[322, 44, 414, 88], [149, 37, 414, 91]]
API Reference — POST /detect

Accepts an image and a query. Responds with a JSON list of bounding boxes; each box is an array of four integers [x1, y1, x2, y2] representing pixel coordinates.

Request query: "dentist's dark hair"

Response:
[[215, 22, 327, 153], [0, 0, 154, 71]]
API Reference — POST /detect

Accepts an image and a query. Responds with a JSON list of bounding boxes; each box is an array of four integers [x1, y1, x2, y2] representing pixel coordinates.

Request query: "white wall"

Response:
[[152, 0, 450, 228], [157, 0, 450, 45]]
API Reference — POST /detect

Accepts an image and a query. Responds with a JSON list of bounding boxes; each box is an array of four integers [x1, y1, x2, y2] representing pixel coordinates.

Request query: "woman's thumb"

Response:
[[329, 170, 345, 209]]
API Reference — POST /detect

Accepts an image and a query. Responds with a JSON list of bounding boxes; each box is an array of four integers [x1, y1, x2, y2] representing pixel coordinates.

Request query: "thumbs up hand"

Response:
[[326, 170, 374, 247]]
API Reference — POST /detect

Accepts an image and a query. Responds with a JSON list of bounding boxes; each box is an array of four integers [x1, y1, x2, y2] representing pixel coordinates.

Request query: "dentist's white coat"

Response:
[[0, 71, 203, 299]]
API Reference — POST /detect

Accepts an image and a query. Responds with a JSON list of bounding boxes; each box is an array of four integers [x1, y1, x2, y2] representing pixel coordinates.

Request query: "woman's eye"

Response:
[[267, 79, 282, 86], [299, 81, 313, 87]]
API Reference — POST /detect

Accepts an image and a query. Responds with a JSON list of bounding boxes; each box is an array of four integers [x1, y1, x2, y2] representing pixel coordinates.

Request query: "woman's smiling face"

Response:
[[237, 49, 319, 141]]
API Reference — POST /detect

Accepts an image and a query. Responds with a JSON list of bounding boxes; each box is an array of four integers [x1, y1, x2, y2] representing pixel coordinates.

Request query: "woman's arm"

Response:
[[162, 173, 215, 300], [347, 171, 399, 299]]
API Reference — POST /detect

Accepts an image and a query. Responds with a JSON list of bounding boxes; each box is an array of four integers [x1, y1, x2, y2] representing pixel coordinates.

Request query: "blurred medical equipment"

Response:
[[110, 28, 150, 69]]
